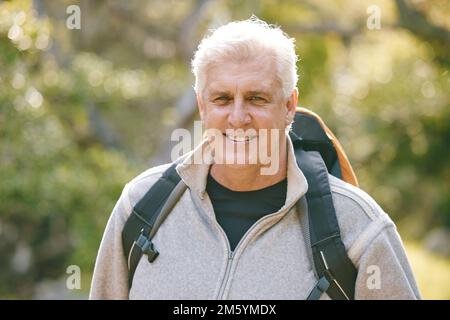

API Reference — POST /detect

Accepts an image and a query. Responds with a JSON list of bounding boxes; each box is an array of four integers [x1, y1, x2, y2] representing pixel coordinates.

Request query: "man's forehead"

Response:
[[204, 59, 281, 93], [204, 73, 280, 95], [206, 83, 275, 95]]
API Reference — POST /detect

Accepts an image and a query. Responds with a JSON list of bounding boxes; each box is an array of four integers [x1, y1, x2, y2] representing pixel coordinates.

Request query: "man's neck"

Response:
[[209, 144, 288, 192]]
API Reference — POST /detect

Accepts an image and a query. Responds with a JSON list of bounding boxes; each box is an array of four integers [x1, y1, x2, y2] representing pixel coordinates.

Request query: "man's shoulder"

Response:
[[328, 175, 386, 222], [327, 174, 396, 256], [124, 162, 173, 210]]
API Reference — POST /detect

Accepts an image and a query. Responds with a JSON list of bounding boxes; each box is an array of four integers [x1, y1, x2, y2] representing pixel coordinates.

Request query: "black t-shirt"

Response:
[[206, 174, 287, 252]]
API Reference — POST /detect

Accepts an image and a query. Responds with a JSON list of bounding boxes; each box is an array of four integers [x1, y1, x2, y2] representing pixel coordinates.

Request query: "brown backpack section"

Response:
[[295, 107, 358, 187]]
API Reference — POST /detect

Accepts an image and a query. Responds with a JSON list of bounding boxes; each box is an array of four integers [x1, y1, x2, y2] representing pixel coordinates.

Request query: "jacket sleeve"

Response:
[[89, 184, 131, 300], [354, 224, 421, 300]]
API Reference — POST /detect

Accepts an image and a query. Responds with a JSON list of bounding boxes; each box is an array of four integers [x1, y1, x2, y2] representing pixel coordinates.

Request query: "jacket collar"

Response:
[[176, 133, 308, 209]]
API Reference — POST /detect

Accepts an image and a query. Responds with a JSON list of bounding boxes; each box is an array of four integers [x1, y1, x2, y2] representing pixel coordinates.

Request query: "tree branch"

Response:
[[395, 0, 450, 66]]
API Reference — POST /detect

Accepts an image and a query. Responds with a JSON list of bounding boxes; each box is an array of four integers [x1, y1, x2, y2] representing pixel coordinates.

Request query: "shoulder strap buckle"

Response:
[[307, 276, 331, 300], [135, 230, 159, 263]]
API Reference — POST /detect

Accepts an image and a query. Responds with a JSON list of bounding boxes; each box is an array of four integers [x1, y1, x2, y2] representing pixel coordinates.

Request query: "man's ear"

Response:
[[286, 88, 298, 121], [196, 94, 205, 120]]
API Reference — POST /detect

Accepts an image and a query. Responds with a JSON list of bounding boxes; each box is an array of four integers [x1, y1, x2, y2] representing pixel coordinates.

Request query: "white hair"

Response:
[[191, 16, 299, 98]]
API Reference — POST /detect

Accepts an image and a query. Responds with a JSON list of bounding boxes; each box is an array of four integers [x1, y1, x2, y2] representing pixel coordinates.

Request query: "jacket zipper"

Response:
[[217, 253, 234, 299], [214, 200, 298, 299], [215, 223, 233, 299]]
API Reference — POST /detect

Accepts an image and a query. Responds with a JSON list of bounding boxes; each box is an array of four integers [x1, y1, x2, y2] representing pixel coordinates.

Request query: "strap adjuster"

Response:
[[136, 232, 159, 262], [316, 275, 331, 292], [307, 276, 331, 300]]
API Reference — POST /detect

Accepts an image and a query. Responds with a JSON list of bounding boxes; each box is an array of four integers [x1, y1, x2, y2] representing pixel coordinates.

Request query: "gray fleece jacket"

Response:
[[89, 136, 421, 300]]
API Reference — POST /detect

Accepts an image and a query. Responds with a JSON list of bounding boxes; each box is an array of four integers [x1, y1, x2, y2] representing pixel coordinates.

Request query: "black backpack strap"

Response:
[[290, 113, 342, 179], [294, 147, 357, 300], [121, 163, 186, 287]]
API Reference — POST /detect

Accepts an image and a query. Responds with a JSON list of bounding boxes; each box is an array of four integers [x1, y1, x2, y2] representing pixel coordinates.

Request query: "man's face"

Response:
[[197, 56, 297, 171]]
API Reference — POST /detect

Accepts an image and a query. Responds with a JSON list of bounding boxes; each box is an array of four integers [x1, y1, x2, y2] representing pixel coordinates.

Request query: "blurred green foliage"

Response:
[[0, 0, 138, 298], [0, 0, 449, 298], [405, 243, 450, 299]]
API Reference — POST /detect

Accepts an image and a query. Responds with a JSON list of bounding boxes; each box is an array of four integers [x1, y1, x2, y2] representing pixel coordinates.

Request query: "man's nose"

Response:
[[228, 99, 251, 127]]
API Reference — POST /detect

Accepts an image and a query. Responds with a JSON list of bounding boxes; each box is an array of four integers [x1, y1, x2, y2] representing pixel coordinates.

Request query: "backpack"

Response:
[[121, 107, 359, 300]]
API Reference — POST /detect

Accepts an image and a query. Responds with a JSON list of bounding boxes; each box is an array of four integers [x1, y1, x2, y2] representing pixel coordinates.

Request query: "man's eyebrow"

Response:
[[208, 90, 232, 97], [206, 89, 273, 97], [246, 90, 272, 97]]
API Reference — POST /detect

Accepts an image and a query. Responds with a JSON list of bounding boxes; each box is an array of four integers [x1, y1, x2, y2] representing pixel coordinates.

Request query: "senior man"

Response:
[[90, 17, 420, 300]]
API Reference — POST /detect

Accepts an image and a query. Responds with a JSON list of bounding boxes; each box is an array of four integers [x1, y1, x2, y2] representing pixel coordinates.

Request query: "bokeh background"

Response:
[[0, 0, 449, 299]]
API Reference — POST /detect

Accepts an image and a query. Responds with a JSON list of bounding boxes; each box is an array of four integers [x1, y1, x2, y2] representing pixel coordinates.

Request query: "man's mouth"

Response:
[[223, 133, 257, 143]]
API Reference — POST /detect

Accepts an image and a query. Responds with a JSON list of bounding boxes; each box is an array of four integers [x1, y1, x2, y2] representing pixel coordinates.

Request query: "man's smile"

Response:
[[223, 132, 258, 143]]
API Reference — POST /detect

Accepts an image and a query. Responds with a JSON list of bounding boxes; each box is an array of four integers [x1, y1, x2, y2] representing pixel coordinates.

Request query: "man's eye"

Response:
[[214, 96, 231, 103], [249, 96, 265, 102]]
